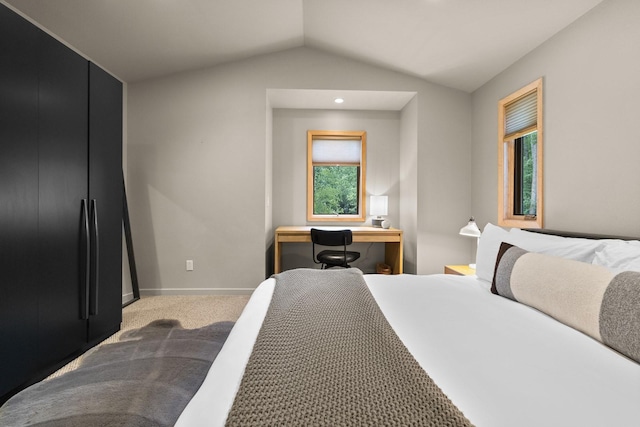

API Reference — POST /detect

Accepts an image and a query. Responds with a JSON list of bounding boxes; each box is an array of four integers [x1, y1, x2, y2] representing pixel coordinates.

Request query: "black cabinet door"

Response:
[[37, 32, 89, 367], [88, 63, 123, 343], [0, 4, 40, 400], [0, 6, 122, 404]]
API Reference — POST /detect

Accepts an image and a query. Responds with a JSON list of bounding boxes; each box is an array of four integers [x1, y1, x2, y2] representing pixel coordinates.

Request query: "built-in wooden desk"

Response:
[[274, 226, 403, 274]]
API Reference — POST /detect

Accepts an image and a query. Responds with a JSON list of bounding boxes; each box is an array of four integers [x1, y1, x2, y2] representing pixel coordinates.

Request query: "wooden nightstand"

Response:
[[444, 265, 476, 276]]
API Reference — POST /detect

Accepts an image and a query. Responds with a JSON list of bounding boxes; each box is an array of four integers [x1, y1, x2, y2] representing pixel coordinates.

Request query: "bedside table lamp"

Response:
[[370, 195, 388, 228], [459, 217, 481, 268]]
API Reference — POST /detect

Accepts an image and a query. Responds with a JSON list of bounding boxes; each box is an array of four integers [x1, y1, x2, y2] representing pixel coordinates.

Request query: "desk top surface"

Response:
[[276, 225, 401, 234]]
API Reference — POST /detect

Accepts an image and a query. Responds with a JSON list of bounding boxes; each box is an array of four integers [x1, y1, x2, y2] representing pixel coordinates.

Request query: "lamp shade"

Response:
[[459, 217, 481, 237], [370, 195, 388, 217]]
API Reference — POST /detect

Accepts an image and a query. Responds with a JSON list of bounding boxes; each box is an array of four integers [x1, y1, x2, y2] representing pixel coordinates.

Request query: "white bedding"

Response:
[[176, 273, 640, 427]]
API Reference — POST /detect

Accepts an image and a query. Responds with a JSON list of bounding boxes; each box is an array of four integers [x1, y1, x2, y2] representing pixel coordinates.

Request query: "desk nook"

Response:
[[274, 226, 403, 275]]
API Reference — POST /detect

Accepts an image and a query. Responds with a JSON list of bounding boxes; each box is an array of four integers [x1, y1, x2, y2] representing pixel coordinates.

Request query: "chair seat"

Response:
[[317, 250, 361, 267]]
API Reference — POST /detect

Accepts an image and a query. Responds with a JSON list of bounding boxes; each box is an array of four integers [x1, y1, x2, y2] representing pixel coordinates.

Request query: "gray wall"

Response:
[[127, 46, 472, 294], [416, 83, 472, 273], [471, 0, 640, 237], [399, 97, 418, 274]]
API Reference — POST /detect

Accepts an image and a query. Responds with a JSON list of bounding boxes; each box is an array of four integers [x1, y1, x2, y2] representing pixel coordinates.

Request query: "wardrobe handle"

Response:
[[89, 199, 99, 316], [80, 199, 90, 320]]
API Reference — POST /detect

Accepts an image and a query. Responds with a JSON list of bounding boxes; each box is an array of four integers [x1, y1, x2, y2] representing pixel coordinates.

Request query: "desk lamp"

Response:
[[370, 196, 388, 228], [459, 217, 481, 268]]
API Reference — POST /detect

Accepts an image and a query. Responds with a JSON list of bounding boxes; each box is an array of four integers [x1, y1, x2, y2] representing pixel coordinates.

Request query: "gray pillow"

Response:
[[492, 242, 640, 364]]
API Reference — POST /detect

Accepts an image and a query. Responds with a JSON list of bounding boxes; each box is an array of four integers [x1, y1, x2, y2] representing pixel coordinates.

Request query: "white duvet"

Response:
[[177, 274, 640, 427]]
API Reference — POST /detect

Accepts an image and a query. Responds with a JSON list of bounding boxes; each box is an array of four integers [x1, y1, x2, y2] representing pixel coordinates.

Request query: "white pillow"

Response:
[[475, 225, 606, 284], [592, 240, 640, 272], [507, 228, 603, 264], [475, 223, 510, 283]]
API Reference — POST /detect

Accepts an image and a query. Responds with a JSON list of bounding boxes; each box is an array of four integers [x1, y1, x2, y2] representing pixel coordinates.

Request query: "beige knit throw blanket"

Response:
[[226, 268, 473, 426]]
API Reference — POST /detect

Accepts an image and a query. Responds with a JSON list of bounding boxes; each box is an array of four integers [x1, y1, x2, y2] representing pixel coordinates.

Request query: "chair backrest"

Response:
[[310, 228, 353, 246]]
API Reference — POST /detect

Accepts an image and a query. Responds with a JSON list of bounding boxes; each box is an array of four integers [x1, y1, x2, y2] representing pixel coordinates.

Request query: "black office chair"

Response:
[[310, 228, 361, 269]]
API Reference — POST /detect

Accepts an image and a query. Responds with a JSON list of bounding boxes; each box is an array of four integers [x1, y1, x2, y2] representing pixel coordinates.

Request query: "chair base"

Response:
[[321, 264, 352, 270]]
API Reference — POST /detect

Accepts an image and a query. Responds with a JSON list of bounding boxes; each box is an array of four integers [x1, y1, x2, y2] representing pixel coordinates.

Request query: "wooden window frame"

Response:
[[497, 78, 543, 228], [307, 130, 367, 222]]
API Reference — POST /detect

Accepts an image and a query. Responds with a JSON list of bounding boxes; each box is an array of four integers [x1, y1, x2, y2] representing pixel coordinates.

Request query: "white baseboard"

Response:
[[139, 288, 255, 296], [122, 292, 134, 304]]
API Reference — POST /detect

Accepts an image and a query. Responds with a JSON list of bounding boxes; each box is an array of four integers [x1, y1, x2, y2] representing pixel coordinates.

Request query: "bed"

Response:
[[177, 226, 640, 427], [1, 227, 638, 426]]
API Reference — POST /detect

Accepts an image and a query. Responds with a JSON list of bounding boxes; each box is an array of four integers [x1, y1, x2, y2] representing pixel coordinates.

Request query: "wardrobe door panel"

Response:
[[0, 4, 40, 401], [37, 33, 89, 367], [88, 63, 123, 342]]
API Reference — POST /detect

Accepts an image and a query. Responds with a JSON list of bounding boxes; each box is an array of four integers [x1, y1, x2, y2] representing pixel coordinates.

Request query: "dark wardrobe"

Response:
[[0, 4, 123, 403]]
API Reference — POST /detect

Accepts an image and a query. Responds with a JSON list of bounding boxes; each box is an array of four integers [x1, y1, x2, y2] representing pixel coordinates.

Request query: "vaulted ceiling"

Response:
[[5, 0, 604, 92]]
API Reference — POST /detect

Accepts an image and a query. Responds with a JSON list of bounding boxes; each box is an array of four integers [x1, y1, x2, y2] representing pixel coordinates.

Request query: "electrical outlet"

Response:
[[186, 260, 194, 271]]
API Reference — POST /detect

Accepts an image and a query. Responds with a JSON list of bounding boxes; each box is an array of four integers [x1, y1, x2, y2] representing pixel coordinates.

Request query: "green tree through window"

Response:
[[313, 166, 359, 215], [514, 131, 537, 216]]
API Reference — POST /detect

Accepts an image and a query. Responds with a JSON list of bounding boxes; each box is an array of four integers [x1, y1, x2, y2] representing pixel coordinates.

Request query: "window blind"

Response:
[[505, 90, 537, 136], [312, 139, 361, 164]]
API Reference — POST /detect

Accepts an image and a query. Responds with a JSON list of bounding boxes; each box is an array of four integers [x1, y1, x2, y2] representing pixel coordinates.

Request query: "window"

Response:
[[307, 130, 366, 222], [498, 78, 543, 228]]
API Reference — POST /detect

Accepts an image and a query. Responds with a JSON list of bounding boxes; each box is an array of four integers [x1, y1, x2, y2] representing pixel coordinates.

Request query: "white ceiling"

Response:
[[5, 0, 604, 92]]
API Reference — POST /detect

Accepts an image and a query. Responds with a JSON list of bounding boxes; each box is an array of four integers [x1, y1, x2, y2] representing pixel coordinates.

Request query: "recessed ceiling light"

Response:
[[334, 98, 344, 104]]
